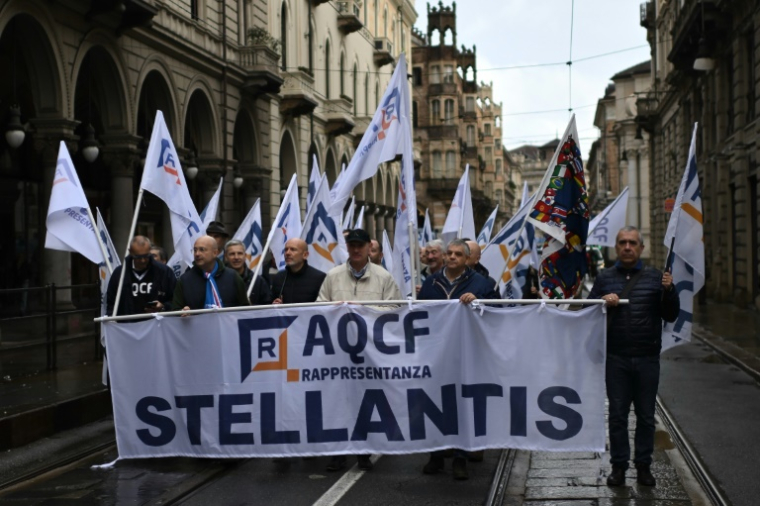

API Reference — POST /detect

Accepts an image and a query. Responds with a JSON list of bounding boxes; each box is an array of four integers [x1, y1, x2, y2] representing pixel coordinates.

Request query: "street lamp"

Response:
[[5, 105, 25, 149], [80, 123, 99, 163], [185, 151, 199, 180]]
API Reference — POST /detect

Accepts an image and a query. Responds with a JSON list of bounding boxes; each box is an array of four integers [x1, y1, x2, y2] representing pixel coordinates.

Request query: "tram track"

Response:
[[483, 449, 516, 506]]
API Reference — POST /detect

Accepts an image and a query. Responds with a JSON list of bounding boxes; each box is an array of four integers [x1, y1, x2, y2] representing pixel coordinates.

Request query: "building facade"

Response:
[[411, 1, 510, 236], [0, 0, 416, 298], [638, 0, 760, 309]]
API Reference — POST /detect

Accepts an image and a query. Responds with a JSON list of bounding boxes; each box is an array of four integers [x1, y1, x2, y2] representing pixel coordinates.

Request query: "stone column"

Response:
[[100, 134, 142, 256], [375, 208, 385, 237], [384, 207, 395, 238]]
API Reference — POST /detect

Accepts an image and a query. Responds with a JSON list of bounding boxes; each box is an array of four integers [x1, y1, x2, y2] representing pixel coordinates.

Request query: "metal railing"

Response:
[[0, 283, 100, 374]]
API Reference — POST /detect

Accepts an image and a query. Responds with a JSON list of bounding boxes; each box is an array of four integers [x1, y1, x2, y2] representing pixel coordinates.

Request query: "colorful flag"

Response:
[[382, 229, 394, 272], [330, 54, 411, 215], [662, 123, 704, 351], [270, 174, 303, 270], [166, 179, 223, 278], [301, 174, 347, 273], [480, 197, 535, 299], [587, 187, 629, 248], [354, 204, 365, 230], [441, 165, 476, 245], [307, 154, 320, 212], [139, 111, 202, 269], [232, 198, 264, 272], [44, 141, 104, 265], [419, 208, 433, 247], [477, 206, 499, 248], [527, 115, 590, 299]]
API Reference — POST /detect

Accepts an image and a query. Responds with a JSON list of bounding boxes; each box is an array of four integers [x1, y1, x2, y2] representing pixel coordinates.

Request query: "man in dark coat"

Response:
[[417, 239, 499, 480], [588, 226, 679, 488], [173, 235, 249, 310], [107, 235, 175, 316], [270, 238, 325, 304], [224, 239, 272, 305]]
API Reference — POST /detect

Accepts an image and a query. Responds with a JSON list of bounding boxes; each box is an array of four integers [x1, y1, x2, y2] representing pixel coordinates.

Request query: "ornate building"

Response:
[[411, 1, 509, 236], [0, 0, 416, 294], [638, 0, 760, 308]]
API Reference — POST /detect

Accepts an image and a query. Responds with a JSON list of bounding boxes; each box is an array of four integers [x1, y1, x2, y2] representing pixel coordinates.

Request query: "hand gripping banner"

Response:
[[104, 303, 606, 459]]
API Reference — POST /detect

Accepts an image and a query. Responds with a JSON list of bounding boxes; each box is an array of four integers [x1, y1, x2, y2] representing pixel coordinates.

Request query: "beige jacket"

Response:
[[317, 261, 402, 303]]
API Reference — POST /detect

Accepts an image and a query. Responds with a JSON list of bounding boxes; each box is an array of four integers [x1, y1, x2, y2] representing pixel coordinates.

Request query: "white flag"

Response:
[[301, 174, 347, 273], [520, 181, 529, 207], [232, 199, 264, 272], [270, 174, 302, 270], [381, 229, 394, 272], [44, 142, 103, 264], [342, 197, 356, 230], [477, 206, 499, 248], [330, 54, 410, 215], [139, 111, 202, 269], [480, 197, 536, 298], [391, 120, 418, 297], [419, 208, 433, 247], [354, 204, 365, 230], [96, 208, 120, 327], [307, 155, 320, 212], [166, 179, 222, 278], [662, 123, 704, 352], [441, 165, 476, 245], [587, 187, 629, 247]]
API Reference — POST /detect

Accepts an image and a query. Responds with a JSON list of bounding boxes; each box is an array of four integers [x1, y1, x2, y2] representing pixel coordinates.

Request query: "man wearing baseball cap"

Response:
[[317, 229, 401, 472]]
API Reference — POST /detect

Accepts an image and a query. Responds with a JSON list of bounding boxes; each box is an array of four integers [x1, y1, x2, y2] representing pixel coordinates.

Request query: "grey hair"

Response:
[[617, 226, 644, 246], [426, 239, 444, 253], [224, 239, 246, 252], [448, 238, 470, 256]]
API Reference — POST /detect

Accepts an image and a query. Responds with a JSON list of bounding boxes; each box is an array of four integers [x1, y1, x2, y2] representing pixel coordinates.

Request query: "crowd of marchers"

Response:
[[105, 224, 679, 486]]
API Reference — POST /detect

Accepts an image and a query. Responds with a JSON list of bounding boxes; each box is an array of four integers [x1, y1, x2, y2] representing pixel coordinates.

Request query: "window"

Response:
[[432, 151, 442, 176], [191, 0, 199, 20], [340, 53, 345, 97], [485, 147, 492, 164], [747, 29, 756, 123], [280, 2, 287, 71], [466, 125, 475, 146], [375, 81, 379, 108], [431, 100, 441, 121], [402, 27, 406, 52], [466, 97, 475, 112], [443, 65, 454, 83], [495, 189, 503, 205], [308, 17, 314, 72], [413, 67, 422, 86], [484, 123, 492, 136], [485, 181, 493, 198], [430, 65, 440, 84], [353, 64, 358, 116], [495, 159, 502, 176], [383, 7, 387, 37], [325, 39, 331, 98], [444, 99, 454, 122], [446, 151, 456, 176], [413, 101, 418, 128], [364, 74, 369, 114], [495, 138, 501, 149]]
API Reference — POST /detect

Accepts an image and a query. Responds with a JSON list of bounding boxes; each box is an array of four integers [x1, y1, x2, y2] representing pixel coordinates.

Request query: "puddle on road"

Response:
[[654, 430, 675, 450]]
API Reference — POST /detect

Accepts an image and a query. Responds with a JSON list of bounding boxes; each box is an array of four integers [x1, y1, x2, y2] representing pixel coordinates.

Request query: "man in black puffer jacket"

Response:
[[417, 239, 499, 481], [588, 226, 679, 488]]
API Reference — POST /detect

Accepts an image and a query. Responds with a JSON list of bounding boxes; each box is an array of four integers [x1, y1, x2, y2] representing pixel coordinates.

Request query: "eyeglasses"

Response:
[[131, 253, 152, 260]]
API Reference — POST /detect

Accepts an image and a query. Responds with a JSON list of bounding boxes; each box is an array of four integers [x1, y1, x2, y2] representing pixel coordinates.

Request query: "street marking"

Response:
[[311, 455, 382, 506]]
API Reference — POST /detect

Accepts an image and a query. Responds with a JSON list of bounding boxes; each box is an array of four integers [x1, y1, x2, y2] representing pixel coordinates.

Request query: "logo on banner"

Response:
[[305, 203, 340, 262], [239, 316, 299, 383], [371, 88, 400, 141], [242, 223, 263, 269], [53, 159, 78, 187], [158, 139, 181, 185]]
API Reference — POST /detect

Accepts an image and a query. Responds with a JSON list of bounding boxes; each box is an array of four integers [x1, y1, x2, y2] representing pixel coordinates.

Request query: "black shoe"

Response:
[[468, 450, 484, 462], [452, 457, 469, 480], [636, 464, 656, 486], [326, 455, 346, 472], [607, 467, 625, 487], [422, 455, 444, 474], [357, 455, 373, 471]]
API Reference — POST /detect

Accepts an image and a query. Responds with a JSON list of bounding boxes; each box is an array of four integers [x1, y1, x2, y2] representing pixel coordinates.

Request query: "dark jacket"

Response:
[[235, 264, 273, 305], [588, 261, 680, 356], [472, 262, 499, 293], [418, 267, 500, 301], [106, 257, 176, 316], [270, 261, 326, 304], [173, 259, 249, 309]]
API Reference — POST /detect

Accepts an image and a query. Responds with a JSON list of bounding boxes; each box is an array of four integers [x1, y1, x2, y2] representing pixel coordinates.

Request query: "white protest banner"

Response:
[[104, 303, 606, 459], [587, 187, 629, 248], [441, 165, 476, 245]]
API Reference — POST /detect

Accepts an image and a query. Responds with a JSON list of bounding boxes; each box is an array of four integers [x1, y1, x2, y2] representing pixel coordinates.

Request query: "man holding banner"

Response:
[[589, 226, 679, 488]]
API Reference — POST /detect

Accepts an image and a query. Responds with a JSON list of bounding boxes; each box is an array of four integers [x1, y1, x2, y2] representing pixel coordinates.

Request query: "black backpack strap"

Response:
[[619, 266, 647, 300]]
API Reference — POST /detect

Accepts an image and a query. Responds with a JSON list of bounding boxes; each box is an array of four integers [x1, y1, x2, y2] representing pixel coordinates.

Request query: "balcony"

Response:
[[428, 82, 458, 96], [311, 0, 330, 5], [427, 125, 458, 140], [639, 1, 655, 29], [634, 92, 659, 132], [667, 0, 721, 71], [279, 70, 318, 117], [239, 45, 283, 95], [462, 110, 477, 122], [374, 37, 394, 67], [425, 178, 461, 199], [324, 97, 356, 137], [337, 1, 363, 34], [85, 0, 158, 33]]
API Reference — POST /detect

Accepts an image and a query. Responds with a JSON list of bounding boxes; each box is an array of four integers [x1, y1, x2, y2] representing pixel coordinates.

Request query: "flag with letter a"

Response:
[[477, 206, 499, 248], [302, 174, 347, 273], [139, 111, 202, 269], [233, 199, 264, 272], [270, 174, 302, 270], [45, 141, 104, 264], [527, 115, 590, 299], [662, 123, 704, 351]]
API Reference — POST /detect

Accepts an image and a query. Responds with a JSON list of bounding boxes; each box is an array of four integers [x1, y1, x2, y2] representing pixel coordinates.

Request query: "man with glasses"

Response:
[[106, 235, 176, 316], [589, 226, 679, 488]]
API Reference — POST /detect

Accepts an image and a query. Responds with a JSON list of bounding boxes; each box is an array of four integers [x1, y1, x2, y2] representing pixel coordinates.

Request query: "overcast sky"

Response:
[[413, 0, 651, 152]]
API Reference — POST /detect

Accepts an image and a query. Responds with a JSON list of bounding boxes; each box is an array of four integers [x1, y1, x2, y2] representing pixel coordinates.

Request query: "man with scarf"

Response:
[[173, 235, 249, 310]]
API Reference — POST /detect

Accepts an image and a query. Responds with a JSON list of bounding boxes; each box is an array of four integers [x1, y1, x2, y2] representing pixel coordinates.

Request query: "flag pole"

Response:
[[112, 189, 145, 316], [247, 227, 274, 298], [84, 206, 113, 275], [408, 220, 417, 300]]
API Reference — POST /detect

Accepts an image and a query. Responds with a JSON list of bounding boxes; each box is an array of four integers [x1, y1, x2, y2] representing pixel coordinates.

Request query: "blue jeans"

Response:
[[605, 354, 660, 470]]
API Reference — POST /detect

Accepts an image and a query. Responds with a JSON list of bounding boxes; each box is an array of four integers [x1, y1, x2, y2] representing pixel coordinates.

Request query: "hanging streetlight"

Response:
[[5, 105, 25, 149]]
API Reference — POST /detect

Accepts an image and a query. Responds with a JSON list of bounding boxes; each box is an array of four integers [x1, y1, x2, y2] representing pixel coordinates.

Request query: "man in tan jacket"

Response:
[[317, 229, 401, 472]]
